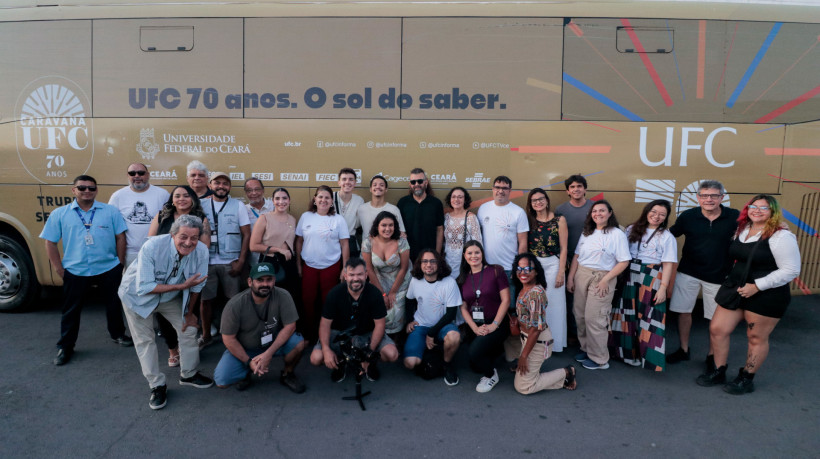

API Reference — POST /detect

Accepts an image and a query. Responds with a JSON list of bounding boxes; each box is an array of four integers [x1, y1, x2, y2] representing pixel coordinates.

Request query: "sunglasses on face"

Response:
[[128, 170, 147, 176], [75, 186, 97, 192], [409, 179, 425, 185]]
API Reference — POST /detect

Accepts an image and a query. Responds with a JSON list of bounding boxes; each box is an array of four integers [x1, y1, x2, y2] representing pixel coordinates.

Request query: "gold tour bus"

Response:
[[0, 0, 818, 310]]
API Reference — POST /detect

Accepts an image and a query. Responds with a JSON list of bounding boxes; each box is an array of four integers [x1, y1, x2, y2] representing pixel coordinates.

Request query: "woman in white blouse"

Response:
[[295, 185, 350, 342], [443, 187, 482, 280], [699, 194, 800, 395], [567, 200, 630, 371], [610, 199, 677, 371]]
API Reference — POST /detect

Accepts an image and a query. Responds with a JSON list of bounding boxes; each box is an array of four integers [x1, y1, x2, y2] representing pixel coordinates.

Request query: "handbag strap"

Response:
[[736, 234, 764, 284], [462, 212, 470, 246]]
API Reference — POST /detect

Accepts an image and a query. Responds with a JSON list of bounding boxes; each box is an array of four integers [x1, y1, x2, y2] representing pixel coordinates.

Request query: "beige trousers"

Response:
[[514, 329, 565, 394], [573, 265, 615, 365]]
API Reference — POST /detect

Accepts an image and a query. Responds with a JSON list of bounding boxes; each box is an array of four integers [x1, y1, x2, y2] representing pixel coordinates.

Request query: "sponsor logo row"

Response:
[[147, 169, 490, 187]]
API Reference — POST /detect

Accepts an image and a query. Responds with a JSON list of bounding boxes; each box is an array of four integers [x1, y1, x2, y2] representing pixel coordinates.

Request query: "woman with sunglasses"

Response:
[[512, 253, 577, 394], [698, 195, 799, 394], [458, 240, 511, 393], [361, 211, 412, 336], [567, 200, 630, 371], [249, 188, 300, 303], [295, 185, 350, 342], [525, 188, 568, 353], [609, 199, 677, 371], [147, 185, 211, 367]]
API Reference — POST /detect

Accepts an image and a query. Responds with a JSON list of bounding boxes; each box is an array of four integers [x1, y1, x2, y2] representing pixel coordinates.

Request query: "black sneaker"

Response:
[[365, 362, 380, 382], [444, 365, 459, 386], [112, 335, 134, 347], [149, 385, 167, 410], [331, 362, 347, 383], [53, 348, 72, 366], [667, 347, 690, 364], [280, 371, 306, 394], [696, 365, 727, 387], [179, 372, 214, 388], [235, 372, 253, 392], [723, 368, 755, 395]]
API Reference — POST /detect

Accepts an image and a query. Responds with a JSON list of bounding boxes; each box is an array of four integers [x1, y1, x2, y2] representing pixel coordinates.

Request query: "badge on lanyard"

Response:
[[85, 233, 94, 246], [261, 323, 275, 346], [471, 304, 484, 323], [74, 207, 96, 246]]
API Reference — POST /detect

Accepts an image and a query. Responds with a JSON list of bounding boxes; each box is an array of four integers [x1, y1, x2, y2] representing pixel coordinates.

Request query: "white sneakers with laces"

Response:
[[475, 369, 499, 393]]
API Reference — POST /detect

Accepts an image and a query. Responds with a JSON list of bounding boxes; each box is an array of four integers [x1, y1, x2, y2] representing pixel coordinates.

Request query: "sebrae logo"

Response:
[[15, 77, 94, 184]]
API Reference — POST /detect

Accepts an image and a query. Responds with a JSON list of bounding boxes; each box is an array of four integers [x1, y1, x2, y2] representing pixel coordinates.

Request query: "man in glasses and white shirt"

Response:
[[108, 162, 169, 267], [667, 180, 739, 376]]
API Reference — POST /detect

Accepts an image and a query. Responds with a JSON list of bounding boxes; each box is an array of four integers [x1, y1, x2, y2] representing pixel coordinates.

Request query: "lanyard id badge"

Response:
[[471, 304, 484, 323], [261, 322, 276, 346], [74, 207, 97, 246]]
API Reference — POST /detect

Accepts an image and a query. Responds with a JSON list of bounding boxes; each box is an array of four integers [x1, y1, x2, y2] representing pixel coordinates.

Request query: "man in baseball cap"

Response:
[[213, 262, 307, 393]]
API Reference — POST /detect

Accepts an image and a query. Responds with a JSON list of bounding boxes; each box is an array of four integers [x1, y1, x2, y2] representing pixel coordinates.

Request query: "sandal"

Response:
[[563, 365, 577, 390], [168, 349, 180, 368]]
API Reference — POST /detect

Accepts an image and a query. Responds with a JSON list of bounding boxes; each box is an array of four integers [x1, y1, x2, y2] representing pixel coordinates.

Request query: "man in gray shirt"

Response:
[[555, 174, 594, 345], [119, 214, 214, 410]]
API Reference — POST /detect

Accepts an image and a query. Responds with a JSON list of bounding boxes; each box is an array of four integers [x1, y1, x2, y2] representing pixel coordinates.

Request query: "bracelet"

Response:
[[492, 320, 500, 326]]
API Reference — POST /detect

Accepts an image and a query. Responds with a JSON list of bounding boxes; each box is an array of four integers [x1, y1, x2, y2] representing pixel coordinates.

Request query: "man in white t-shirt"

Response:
[[477, 175, 528, 367], [404, 249, 462, 386], [357, 175, 406, 238], [108, 162, 169, 266], [243, 177, 274, 271], [334, 168, 365, 258], [477, 176, 529, 273]]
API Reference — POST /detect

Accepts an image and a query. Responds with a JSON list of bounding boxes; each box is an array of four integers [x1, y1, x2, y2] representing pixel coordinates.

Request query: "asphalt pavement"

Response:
[[1, 291, 818, 458]]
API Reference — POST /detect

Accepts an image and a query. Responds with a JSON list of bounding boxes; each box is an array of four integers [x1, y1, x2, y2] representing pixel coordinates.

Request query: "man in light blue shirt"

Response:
[[40, 175, 131, 366], [119, 214, 214, 410]]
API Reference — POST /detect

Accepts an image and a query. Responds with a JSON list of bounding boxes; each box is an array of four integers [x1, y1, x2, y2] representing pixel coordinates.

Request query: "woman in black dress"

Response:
[[697, 194, 800, 394]]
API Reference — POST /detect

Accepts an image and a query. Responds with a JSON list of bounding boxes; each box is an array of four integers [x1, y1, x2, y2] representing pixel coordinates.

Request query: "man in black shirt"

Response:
[[309, 258, 399, 382], [397, 167, 444, 261], [667, 180, 739, 377]]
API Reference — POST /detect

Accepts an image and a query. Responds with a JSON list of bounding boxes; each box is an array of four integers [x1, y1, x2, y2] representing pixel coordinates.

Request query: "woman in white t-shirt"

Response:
[[567, 200, 630, 371], [295, 185, 350, 342], [610, 199, 677, 371]]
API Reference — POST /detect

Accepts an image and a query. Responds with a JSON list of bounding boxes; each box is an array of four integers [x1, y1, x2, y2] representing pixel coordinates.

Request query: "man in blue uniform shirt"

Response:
[[40, 175, 132, 366]]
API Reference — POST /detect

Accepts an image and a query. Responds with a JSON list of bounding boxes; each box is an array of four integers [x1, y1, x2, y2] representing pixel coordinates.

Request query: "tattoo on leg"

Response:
[[746, 351, 757, 371], [748, 322, 755, 330]]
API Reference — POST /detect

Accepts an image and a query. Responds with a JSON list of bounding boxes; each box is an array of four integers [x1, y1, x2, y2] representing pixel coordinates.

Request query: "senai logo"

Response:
[[15, 76, 94, 183]]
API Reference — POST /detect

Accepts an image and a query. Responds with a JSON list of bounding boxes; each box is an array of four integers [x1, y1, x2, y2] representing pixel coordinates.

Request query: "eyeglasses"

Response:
[[409, 179, 425, 185], [698, 193, 723, 200], [530, 197, 546, 204], [127, 170, 147, 176], [75, 186, 97, 192], [421, 259, 438, 264], [748, 205, 770, 211], [516, 266, 534, 274], [493, 186, 511, 191], [244, 188, 263, 193]]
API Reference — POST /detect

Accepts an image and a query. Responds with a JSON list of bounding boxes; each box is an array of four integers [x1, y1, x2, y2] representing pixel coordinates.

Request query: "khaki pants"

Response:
[[123, 298, 201, 388], [573, 265, 615, 365], [514, 329, 565, 394]]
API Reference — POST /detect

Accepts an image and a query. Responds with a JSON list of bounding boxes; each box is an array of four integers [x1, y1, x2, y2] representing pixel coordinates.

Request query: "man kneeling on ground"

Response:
[[214, 262, 307, 393], [310, 258, 399, 382], [404, 249, 462, 386]]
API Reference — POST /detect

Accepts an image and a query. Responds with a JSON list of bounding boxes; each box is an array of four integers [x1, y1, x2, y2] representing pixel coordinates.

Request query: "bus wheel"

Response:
[[0, 235, 38, 312]]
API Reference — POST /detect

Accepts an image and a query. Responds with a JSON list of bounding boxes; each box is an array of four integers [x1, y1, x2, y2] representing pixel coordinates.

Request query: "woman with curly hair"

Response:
[[697, 194, 800, 394]]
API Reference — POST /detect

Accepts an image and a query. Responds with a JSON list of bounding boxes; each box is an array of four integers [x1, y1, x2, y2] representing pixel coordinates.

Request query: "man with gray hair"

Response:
[[667, 180, 739, 381], [119, 214, 214, 410], [187, 160, 212, 199]]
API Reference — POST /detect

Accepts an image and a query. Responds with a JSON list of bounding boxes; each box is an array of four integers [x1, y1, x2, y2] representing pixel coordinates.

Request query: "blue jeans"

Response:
[[214, 333, 304, 386], [404, 324, 458, 359]]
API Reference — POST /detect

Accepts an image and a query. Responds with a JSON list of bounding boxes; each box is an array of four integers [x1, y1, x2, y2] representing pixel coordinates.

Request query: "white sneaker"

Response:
[[476, 369, 499, 393]]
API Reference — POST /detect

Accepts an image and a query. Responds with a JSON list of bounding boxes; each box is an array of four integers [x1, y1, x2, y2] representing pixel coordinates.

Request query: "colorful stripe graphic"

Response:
[[756, 124, 785, 133], [755, 84, 820, 124], [697, 20, 706, 99], [621, 19, 674, 107], [767, 174, 820, 192], [726, 22, 782, 108], [783, 208, 818, 238], [667, 19, 685, 100], [526, 77, 563, 94], [511, 146, 611, 154], [715, 23, 739, 102], [583, 121, 621, 133], [743, 35, 820, 114], [764, 147, 820, 156], [563, 72, 645, 121]]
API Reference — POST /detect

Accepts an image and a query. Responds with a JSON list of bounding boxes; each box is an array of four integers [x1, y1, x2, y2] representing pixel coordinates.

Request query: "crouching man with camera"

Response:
[[214, 262, 307, 393], [310, 258, 400, 382]]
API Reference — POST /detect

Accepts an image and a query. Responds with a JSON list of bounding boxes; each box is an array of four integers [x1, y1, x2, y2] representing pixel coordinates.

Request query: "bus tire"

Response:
[[0, 235, 39, 312]]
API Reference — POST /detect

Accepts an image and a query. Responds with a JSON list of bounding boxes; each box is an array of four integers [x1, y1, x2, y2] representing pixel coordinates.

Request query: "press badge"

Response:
[[471, 305, 484, 323], [84, 233, 94, 245], [261, 323, 276, 346]]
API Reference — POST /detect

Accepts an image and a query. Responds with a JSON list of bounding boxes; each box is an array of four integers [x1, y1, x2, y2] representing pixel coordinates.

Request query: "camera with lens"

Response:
[[333, 326, 377, 367]]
